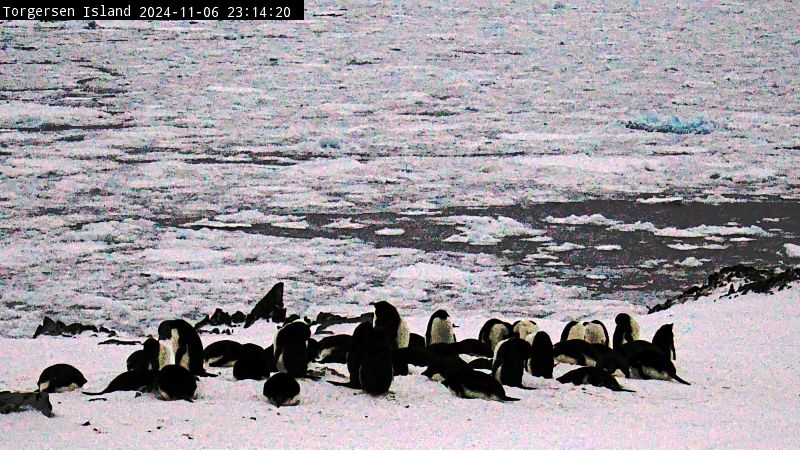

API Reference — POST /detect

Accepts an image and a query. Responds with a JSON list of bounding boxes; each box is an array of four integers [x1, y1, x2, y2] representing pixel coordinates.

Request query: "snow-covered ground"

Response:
[[0, 286, 798, 448]]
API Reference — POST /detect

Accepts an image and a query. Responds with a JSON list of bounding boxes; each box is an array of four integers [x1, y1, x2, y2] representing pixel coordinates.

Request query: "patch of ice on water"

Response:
[[183, 218, 252, 228], [595, 244, 622, 251], [586, 274, 607, 280], [785, 243, 800, 258], [640, 259, 667, 269], [667, 243, 728, 251], [610, 221, 771, 238], [375, 228, 405, 236], [762, 217, 781, 223], [544, 213, 621, 226], [547, 242, 585, 252], [272, 220, 310, 230], [525, 253, 560, 261], [322, 218, 367, 229], [214, 210, 274, 224], [521, 236, 553, 242], [636, 196, 684, 204], [436, 215, 542, 245], [730, 237, 755, 242], [389, 263, 471, 283], [676, 257, 705, 267]]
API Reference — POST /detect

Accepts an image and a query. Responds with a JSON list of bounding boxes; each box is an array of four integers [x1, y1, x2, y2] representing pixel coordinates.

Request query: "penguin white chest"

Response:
[[429, 318, 455, 345]]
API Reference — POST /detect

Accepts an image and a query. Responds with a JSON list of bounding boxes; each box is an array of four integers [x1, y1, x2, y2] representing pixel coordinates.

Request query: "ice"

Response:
[[595, 244, 622, 251], [624, 112, 715, 135], [544, 214, 620, 226], [374, 228, 405, 236], [322, 218, 367, 229], [676, 257, 705, 267], [436, 215, 542, 245], [785, 243, 800, 258]]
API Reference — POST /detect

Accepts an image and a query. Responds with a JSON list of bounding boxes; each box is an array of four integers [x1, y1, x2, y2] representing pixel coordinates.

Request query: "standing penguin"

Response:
[[651, 323, 676, 361], [329, 321, 394, 395], [37, 364, 87, 393], [127, 338, 162, 372], [583, 320, 610, 347], [613, 313, 640, 350], [426, 310, 456, 346], [527, 331, 554, 379], [560, 321, 586, 343], [372, 301, 410, 349], [478, 319, 513, 351], [273, 320, 312, 378], [263, 372, 301, 407], [158, 319, 213, 377], [492, 338, 534, 389]]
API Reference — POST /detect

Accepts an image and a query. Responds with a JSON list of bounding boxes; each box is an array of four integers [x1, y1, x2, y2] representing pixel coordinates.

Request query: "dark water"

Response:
[[176, 199, 800, 308]]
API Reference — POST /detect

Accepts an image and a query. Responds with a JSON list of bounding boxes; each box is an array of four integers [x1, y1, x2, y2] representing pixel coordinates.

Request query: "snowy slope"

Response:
[[1, 286, 797, 448]]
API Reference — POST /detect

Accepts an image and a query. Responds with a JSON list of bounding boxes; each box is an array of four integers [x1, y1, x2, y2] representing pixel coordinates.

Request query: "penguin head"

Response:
[[371, 301, 401, 322], [615, 313, 631, 327], [157, 320, 174, 340], [431, 309, 450, 321]]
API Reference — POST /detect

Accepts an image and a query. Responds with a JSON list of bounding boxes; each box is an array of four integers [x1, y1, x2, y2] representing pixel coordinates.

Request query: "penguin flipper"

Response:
[[327, 380, 360, 389], [82, 391, 105, 396]]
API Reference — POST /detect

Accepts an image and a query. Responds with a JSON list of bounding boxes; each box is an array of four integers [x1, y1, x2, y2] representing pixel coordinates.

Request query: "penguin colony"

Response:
[[30, 290, 691, 414]]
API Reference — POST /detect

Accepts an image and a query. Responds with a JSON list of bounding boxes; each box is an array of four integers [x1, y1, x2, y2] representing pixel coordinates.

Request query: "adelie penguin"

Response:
[[274, 320, 312, 378], [158, 319, 215, 377], [492, 338, 534, 390], [441, 367, 520, 402], [478, 319, 513, 351], [157, 365, 197, 401], [425, 309, 456, 346], [37, 364, 87, 393], [651, 323, 676, 361], [126, 338, 162, 372], [203, 340, 243, 368], [329, 321, 394, 396], [83, 370, 157, 396], [583, 320, 610, 347], [263, 372, 300, 407], [315, 334, 351, 364], [625, 346, 690, 385], [557, 367, 635, 392], [512, 319, 539, 344], [527, 331, 554, 379], [613, 313, 640, 350], [372, 301, 410, 349], [233, 343, 271, 381], [560, 321, 586, 343]]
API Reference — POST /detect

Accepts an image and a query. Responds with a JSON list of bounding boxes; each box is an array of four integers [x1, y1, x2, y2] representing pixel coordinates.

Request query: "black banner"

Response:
[[0, 1, 304, 20]]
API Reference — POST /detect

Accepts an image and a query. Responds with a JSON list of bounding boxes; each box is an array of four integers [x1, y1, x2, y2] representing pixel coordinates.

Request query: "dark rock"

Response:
[[33, 317, 115, 338], [244, 283, 286, 328], [194, 308, 248, 330], [98, 339, 141, 346], [649, 265, 800, 313], [0, 391, 54, 417]]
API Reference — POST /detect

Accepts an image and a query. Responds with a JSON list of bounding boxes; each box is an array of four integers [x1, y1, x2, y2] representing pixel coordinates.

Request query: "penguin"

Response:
[[315, 334, 351, 364], [467, 357, 493, 371], [425, 309, 456, 346], [553, 340, 603, 366], [273, 320, 312, 378], [233, 344, 270, 381], [583, 320, 610, 347], [372, 301, 410, 349], [263, 372, 301, 407], [0, 391, 53, 417], [127, 338, 162, 372], [441, 367, 520, 402], [478, 319, 513, 351], [613, 313, 640, 350], [203, 340, 243, 368], [652, 323, 676, 361], [492, 338, 534, 389], [625, 346, 690, 385], [560, 321, 586, 343], [527, 331, 554, 379], [451, 338, 493, 357], [158, 319, 214, 377], [512, 319, 539, 344], [596, 352, 631, 378], [329, 321, 394, 395], [557, 367, 635, 392], [156, 365, 197, 401], [408, 333, 426, 348], [37, 364, 87, 393], [83, 370, 157, 396], [421, 355, 470, 381]]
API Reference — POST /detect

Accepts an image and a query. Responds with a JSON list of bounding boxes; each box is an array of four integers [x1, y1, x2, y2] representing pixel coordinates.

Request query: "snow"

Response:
[[322, 219, 367, 229], [374, 228, 405, 236], [785, 243, 800, 258], [1, 286, 798, 448], [389, 263, 472, 284], [595, 244, 622, 251], [676, 257, 705, 268], [437, 215, 542, 245], [636, 196, 684, 204], [544, 214, 620, 226], [546, 242, 586, 252]]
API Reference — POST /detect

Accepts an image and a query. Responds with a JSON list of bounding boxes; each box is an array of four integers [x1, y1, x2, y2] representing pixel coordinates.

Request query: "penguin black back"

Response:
[[557, 367, 635, 392], [358, 331, 394, 395], [203, 340, 243, 368], [442, 368, 520, 402], [233, 343, 270, 381], [492, 338, 532, 389], [157, 365, 197, 401], [37, 364, 87, 393], [316, 334, 352, 364], [652, 323, 676, 360], [372, 301, 409, 349], [528, 331, 554, 379], [263, 372, 301, 407], [83, 370, 157, 396]]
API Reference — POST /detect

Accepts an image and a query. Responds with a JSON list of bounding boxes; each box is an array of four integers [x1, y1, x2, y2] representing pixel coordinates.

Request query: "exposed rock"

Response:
[[194, 308, 247, 330], [312, 311, 374, 334], [0, 391, 53, 417], [243, 282, 286, 328], [649, 265, 800, 313], [32, 317, 116, 338]]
